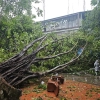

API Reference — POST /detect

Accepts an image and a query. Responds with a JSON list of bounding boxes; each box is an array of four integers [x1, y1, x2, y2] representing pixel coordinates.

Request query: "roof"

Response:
[[40, 11, 90, 23]]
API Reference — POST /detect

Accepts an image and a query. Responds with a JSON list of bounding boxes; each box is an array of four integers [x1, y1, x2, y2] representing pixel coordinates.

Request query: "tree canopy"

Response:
[[0, 0, 41, 17], [81, 0, 100, 66], [82, 0, 100, 35], [0, 0, 43, 62], [91, 0, 100, 6]]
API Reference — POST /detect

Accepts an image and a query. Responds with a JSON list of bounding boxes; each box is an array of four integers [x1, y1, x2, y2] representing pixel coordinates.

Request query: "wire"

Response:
[[83, 0, 85, 11], [43, 0, 45, 21]]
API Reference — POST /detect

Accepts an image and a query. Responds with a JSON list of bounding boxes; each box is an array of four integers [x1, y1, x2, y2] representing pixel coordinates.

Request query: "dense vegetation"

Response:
[[81, 0, 100, 66], [0, 0, 100, 100], [0, 0, 42, 62], [0, 0, 100, 78]]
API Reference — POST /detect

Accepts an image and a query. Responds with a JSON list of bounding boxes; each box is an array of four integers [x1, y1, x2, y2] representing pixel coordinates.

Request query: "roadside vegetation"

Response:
[[0, 0, 100, 76]]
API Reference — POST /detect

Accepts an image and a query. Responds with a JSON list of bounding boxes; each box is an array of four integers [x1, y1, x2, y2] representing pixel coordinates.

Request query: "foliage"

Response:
[[82, 0, 100, 35], [0, 15, 43, 61], [91, 0, 100, 6], [27, 32, 88, 73], [0, 0, 43, 63], [80, 0, 100, 71], [91, 0, 97, 6], [86, 9, 100, 34], [0, 48, 14, 62], [31, 65, 48, 72], [32, 97, 43, 100], [0, 0, 100, 75], [0, 0, 41, 17], [37, 84, 47, 90]]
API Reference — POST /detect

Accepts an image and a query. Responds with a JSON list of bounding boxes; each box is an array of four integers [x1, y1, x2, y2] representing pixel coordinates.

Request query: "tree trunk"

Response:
[[0, 76, 21, 100]]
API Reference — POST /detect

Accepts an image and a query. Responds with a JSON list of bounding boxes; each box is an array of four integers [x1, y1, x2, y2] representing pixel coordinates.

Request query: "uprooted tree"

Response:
[[0, 33, 87, 99]]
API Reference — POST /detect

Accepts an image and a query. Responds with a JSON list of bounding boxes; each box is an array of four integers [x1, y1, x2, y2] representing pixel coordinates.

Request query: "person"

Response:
[[94, 59, 100, 75], [77, 47, 83, 55]]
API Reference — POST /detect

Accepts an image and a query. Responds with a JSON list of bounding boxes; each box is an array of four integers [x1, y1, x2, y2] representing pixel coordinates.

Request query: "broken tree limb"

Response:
[[43, 41, 87, 73], [0, 35, 47, 65], [0, 34, 87, 88], [36, 41, 78, 61]]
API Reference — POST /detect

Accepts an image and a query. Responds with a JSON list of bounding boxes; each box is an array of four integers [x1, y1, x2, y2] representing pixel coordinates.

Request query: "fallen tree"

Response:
[[0, 34, 87, 88], [0, 76, 21, 100]]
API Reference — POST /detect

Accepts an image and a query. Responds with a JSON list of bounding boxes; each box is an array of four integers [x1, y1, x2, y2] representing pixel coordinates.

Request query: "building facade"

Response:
[[41, 11, 88, 33]]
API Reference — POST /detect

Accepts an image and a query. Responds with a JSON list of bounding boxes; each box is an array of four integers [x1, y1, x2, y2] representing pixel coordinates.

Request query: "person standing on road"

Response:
[[94, 59, 100, 75]]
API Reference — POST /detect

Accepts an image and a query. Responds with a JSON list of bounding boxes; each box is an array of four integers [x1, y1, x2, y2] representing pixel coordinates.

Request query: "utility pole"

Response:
[[43, 0, 45, 21], [43, 0, 46, 32], [83, 0, 85, 11], [67, 0, 69, 14]]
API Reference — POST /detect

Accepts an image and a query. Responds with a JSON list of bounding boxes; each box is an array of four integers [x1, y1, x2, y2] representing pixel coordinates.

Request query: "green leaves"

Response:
[[91, 0, 97, 6], [0, 14, 43, 62], [82, 3, 100, 33], [0, 0, 41, 17]]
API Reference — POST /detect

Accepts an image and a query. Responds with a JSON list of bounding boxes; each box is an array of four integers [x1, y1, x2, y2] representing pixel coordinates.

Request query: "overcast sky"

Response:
[[32, 0, 92, 21]]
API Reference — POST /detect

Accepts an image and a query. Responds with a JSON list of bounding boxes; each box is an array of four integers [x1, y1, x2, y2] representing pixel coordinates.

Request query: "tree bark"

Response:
[[0, 76, 22, 100]]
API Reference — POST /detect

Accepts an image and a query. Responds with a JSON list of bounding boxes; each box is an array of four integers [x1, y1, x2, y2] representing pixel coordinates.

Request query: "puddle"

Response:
[[62, 73, 100, 86]]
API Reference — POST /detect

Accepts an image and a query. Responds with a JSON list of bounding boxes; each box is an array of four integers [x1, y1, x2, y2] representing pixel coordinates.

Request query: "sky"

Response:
[[32, 0, 92, 21]]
